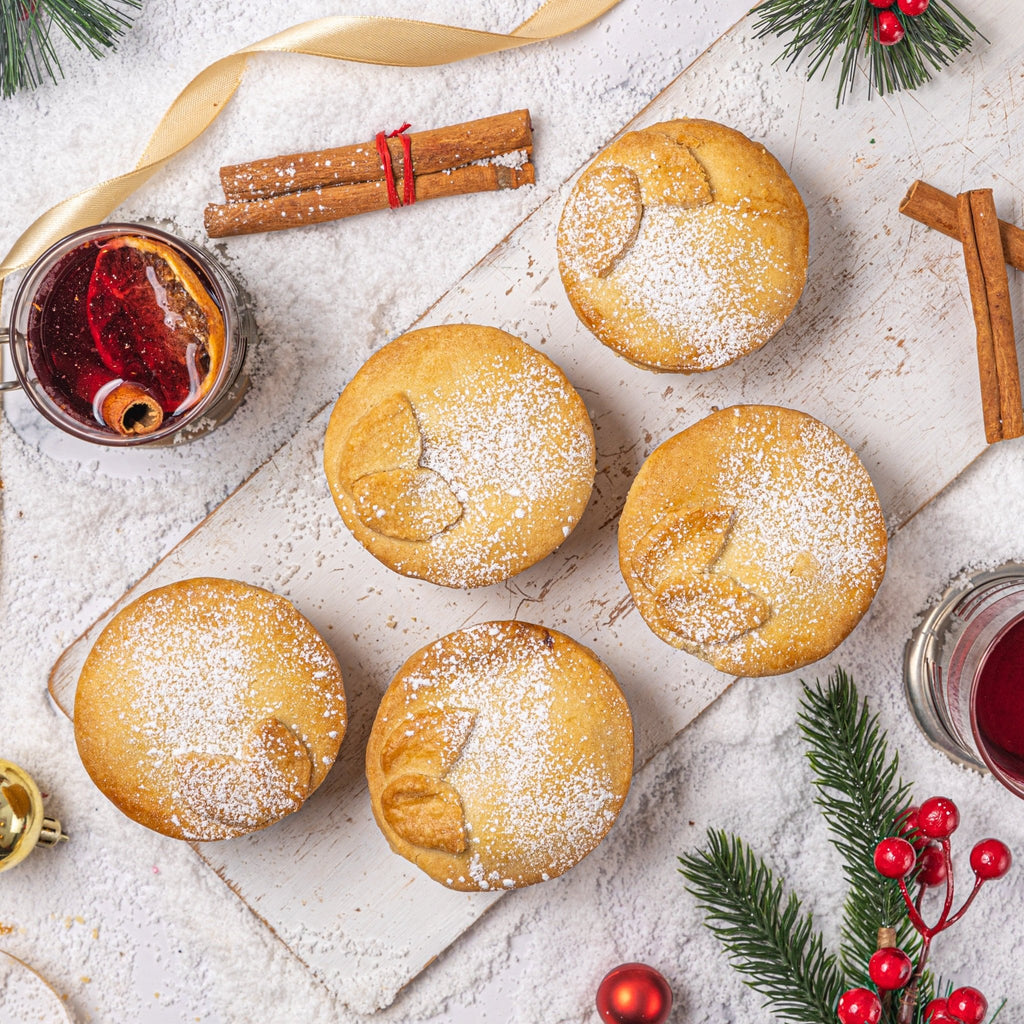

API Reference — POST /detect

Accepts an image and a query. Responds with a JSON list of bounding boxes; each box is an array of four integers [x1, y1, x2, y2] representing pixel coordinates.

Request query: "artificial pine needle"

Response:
[[679, 830, 845, 1024], [0, 0, 140, 98], [798, 671, 923, 986]]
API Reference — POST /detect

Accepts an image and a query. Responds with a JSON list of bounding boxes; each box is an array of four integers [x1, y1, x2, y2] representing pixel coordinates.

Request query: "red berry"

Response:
[[896, 806, 928, 850], [970, 838, 1012, 880], [898, 0, 929, 12], [867, 0, 894, 6], [923, 999, 949, 1022], [948, 987, 988, 1024], [868, 947, 913, 990], [917, 843, 949, 887], [874, 9, 905, 44], [930, 1015, 965, 1024], [874, 837, 917, 878], [917, 796, 960, 838], [837, 988, 882, 1024]]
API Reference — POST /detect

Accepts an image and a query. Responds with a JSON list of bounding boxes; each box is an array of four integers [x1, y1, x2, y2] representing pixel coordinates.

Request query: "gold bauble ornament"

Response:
[[0, 759, 68, 874]]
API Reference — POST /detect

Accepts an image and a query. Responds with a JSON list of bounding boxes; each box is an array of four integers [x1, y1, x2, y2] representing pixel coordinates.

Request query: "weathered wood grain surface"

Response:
[[49, 4, 1024, 1012]]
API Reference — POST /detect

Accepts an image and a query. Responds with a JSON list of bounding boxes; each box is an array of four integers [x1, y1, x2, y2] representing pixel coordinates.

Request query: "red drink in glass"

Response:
[[3, 224, 251, 446], [905, 564, 1024, 798]]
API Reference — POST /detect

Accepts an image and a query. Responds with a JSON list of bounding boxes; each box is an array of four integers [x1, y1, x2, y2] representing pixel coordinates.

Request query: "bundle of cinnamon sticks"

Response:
[[901, 180, 1024, 444], [205, 109, 535, 239]]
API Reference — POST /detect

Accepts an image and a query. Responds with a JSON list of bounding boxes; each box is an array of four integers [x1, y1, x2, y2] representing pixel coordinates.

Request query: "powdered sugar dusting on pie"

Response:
[[369, 622, 633, 890]]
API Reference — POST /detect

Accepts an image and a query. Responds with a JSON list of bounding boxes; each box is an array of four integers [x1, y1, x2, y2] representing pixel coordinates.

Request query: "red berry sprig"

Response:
[[916, 844, 948, 887], [836, 797, 1011, 1024], [874, 10, 905, 45], [866, 0, 932, 10], [923, 987, 988, 1023], [868, 947, 913, 990], [970, 839, 1012, 880], [874, 837, 916, 878], [916, 796, 960, 839], [923, 997, 951, 1021], [837, 987, 882, 1024], [947, 987, 989, 1024], [868, 0, 931, 47]]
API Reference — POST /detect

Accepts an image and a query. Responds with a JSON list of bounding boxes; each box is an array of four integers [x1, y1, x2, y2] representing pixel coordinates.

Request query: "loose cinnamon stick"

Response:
[[204, 162, 535, 238], [220, 109, 533, 202], [957, 189, 1024, 443], [900, 180, 1024, 271]]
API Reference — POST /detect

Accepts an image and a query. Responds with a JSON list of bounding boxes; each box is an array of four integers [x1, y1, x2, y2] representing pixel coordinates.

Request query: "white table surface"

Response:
[[3, 1, 1024, 1022]]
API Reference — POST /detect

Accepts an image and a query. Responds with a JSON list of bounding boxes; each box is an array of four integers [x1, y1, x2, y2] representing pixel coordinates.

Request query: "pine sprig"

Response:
[[753, 0, 982, 105], [1, 0, 140, 99], [679, 829, 846, 1024], [678, 669, 948, 1024], [798, 670, 922, 984]]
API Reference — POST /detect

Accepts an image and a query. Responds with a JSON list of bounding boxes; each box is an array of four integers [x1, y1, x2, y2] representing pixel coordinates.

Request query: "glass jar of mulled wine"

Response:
[[1, 223, 252, 446], [905, 562, 1024, 798]]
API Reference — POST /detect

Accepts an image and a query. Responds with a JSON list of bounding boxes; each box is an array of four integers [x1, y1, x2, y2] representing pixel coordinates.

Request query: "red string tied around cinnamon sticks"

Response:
[[204, 109, 535, 238], [375, 123, 415, 209]]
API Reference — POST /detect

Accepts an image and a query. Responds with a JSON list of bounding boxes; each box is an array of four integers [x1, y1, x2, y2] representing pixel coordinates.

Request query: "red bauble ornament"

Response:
[[916, 843, 949, 887], [897, 0, 929, 13], [868, 947, 913, 990], [874, 10, 905, 45], [873, 837, 917, 878], [917, 796, 960, 838], [596, 963, 673, 1024], [837, 987, 883, 1024], [970, 838, 1012, 879], [947, 986, 989, 1024]]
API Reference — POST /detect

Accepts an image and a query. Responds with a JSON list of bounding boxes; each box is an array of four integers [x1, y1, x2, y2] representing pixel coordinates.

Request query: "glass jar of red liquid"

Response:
[[1, 223, 251, 446], [905, 563, 1024, 797]]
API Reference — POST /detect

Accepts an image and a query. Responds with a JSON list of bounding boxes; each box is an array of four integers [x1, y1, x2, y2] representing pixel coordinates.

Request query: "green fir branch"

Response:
[[752, 0, 982, 106], [678, 669, 1004, 1024], [679, 829, 845, 1024], [1, 0, 140, 99], [798, 670, 922, 985]]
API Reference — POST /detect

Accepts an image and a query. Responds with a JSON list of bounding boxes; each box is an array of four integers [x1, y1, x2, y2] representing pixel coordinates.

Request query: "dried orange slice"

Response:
[[86, 235, 225, 415]]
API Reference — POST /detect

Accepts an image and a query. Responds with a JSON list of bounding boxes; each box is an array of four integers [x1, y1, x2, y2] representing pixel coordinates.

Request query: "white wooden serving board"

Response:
[[49, 4, 1024, 1013]]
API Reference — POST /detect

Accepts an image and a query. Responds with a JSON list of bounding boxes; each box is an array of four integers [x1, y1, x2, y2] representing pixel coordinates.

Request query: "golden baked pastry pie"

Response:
[[557, 118, 809, 372], [323, 324, 595, 588], [365, 621, 633, 890], [74, 578, 346, 840], [618, 406, 887, 675]]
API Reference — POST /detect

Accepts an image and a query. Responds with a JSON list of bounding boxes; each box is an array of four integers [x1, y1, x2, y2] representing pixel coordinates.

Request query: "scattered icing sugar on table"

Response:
[[0, 951, 72, 1024], [2, 1, 1022, 1023]]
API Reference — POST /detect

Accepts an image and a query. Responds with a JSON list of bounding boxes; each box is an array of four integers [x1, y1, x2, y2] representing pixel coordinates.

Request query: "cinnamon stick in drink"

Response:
[[100, 382, 164, 436], [220, 109, 533, 202], [957, 189, 1024, 443], [204, 162, 535, 238], [901, 180, 1024, 271]]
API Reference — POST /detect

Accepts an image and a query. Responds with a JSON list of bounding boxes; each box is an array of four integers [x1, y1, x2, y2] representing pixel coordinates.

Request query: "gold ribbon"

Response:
[[0, 0, 622, 297]]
